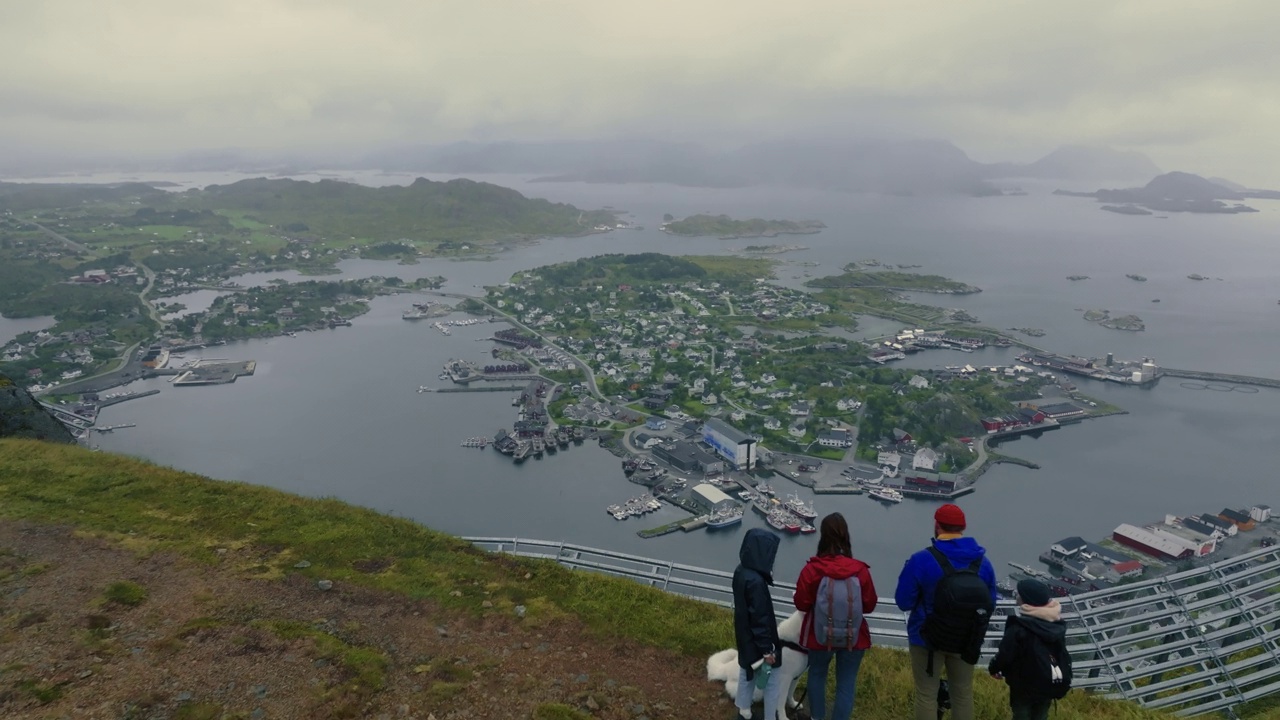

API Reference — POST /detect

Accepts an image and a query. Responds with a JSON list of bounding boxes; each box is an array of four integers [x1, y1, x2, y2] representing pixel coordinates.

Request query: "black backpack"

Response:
[[1022, 626, 1073, 700], [921, 546, 994, 669]]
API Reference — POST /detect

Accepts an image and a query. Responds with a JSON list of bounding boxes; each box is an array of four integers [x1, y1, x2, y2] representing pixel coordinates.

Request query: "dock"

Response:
[[1162, 368, 1280, 390], [98, 389, 160, 407], [435, 385, 527, 393], [812, 485, 865, 495], [172, 360, 256, 386], [637, 516, 708, 538]]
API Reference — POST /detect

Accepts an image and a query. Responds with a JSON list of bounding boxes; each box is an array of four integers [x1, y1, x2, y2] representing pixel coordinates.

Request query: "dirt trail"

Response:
[[0, 521, 735, 720]]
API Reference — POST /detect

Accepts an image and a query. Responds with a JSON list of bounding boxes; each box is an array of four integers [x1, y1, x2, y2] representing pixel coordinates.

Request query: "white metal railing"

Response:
[[464, 537, 1280, 717]]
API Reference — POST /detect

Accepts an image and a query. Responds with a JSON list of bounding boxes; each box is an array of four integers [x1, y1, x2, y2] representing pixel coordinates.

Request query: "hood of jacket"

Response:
[[804, 553, 867, 580], [932, 536, 988, 567], [1016, 601, 1067, 643], [739, 528, 779, 583]]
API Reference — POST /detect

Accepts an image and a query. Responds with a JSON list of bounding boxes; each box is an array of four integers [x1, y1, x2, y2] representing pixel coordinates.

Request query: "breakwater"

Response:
[[436, 385, 527, 393], [1162, 368, 1280, 390]]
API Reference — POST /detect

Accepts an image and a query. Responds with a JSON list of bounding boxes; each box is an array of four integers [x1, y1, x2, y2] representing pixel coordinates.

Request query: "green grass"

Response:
[[532, 703, 593, 720], [0, 439, 1188, 720], [102, 580, 148, 606]]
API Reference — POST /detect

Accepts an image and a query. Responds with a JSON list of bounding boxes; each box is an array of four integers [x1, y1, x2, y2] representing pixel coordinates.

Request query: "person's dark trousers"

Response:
[[1011, 699, 1051, 720], [805, 648, 866, 720]]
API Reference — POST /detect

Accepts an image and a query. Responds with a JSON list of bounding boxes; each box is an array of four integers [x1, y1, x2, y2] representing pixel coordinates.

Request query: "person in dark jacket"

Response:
[[793, 512, 877, 720], [894, 504, 998, 720], [989, 579, 1069, 720], [733, 528, 782, 720]]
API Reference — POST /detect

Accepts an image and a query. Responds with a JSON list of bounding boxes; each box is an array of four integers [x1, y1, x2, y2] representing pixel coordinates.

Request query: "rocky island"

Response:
[[1057, 172, 1271, 214], [661, 214, 825, 239], [1084, 309, 1145, 331], [735, 243, 810, 255], [1067, 275, 1090, 281]]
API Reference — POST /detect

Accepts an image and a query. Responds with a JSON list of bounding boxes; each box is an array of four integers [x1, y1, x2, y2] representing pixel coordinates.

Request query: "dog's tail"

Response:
[[706, 649, 739, 682]]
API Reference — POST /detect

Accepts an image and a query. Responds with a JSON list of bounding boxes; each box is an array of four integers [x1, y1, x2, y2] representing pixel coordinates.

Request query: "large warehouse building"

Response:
[[1112, 523, 1193, 561], [691, 483, 736, 513], [701, 418, 757, 470]]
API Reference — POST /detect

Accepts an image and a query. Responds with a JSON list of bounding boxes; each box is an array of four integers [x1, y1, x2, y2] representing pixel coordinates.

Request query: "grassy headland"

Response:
[[806, 267, 982, 294], [0, 439, 1184, 720]]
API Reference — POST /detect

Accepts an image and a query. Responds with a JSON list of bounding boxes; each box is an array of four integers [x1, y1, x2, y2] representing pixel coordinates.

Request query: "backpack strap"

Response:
[[825, 575, 835, 650], [845, 577, 856, 650], [927, 546, 954, 575]]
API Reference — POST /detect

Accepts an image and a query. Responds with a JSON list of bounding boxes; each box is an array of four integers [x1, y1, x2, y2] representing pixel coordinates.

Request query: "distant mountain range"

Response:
[[1054, 171, 1280, 214], [359, 140, 1173, 197], [980, 145, 1162, 181]]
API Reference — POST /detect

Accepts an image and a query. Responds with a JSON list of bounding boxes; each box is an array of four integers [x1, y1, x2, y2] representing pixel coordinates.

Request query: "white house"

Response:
[[912, 448, 939, 471], [764, 417, 782, 431], [908, 375, 930, 390]]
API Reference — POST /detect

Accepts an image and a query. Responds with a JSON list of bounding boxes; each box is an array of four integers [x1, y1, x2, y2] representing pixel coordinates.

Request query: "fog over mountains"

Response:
[[365, 139, 1166, 195], [41, 139, 1163, 198]]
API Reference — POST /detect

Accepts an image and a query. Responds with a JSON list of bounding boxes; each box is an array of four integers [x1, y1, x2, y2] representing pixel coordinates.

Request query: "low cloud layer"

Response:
[[2, 1, 1277, 183]]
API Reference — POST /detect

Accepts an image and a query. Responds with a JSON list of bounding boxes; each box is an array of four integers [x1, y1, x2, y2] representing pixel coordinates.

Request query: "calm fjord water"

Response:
[[71, 173, 1280, 584]]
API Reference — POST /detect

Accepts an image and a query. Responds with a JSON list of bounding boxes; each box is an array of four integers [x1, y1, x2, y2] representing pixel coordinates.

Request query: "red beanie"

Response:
[[935, 504, 966, 529]]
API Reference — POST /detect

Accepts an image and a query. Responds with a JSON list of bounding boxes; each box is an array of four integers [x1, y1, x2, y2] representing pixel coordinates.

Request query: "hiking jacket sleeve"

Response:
[[793, 561, 820, 613], [746, 574, 778, 658], [980, 557, 999, 604], [859, 565, 878, 616], [987, 618, 1021, 676], [894, 553, 922, 613]]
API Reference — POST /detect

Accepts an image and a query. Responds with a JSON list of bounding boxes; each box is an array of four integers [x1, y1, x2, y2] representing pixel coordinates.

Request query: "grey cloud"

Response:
[[0, 1, 1277, 184]]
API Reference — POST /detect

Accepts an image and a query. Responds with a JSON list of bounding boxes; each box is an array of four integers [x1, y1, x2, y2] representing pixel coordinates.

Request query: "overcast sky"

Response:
[[2, 1, 1277, 184]]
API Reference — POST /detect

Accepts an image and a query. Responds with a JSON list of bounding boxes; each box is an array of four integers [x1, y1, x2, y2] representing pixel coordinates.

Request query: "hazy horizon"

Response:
[[3, 2, 1277, 185]]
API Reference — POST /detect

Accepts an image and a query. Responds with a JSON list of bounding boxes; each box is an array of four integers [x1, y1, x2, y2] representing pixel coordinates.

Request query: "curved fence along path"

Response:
[[465, 537, 1280, 718]]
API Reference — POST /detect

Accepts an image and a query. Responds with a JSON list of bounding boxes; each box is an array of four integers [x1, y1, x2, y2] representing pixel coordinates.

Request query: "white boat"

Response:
[[706, 506, 745, 529], [869, 487, 904, 503]]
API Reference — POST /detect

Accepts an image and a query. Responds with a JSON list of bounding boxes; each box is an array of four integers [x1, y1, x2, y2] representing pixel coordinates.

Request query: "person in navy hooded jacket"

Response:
[[895, 504, 997, 720]]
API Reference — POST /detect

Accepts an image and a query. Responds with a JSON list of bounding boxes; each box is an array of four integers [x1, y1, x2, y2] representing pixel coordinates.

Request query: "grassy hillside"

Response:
[[179, 177, 617, 245], [0, 439, 1183, 719]]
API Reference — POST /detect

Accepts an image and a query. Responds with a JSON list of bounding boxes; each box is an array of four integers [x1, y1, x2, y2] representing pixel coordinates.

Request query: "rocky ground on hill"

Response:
[[0, 520, 736, 720]]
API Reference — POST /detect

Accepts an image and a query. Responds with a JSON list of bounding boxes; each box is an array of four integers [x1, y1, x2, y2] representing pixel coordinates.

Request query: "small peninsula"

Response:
[[661, 214, 825, 239], [806, 266, 981, 294]]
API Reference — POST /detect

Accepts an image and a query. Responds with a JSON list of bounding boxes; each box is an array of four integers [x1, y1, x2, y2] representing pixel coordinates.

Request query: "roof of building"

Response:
[[692, 483, 734, 506], [1114, 523, 1190, 557], [1220, 508, 1252, 523], [1113, 560, 1143, 572], [1199, 513, 1232, 528], [1038, 402, 1083, 415], [1053, 536, 1088, 552], [1181, 518, 1218, 537], [703, 417, 754, 445]]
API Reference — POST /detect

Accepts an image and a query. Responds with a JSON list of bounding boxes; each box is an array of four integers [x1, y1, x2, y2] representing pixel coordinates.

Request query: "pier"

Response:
[[97, 389, 160, 407], [812, 485, 865, 495], [1161, 368, 1280, 389], [172, 360, 256, 386], [435, 385, 527, 393]]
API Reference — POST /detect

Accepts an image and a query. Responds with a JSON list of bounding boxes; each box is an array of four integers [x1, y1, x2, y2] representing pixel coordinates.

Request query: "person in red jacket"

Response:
[[793, 512, 878, 720]]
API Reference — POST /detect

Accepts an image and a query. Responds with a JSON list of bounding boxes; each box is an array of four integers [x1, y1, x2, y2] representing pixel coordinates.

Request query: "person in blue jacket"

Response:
[[894, 504, 998, 720], [732, 527, 782, 720]]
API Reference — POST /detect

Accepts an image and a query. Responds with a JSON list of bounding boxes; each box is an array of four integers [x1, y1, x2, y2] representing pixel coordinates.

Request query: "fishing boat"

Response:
[[784, 494, 818, 521], [706, 506, 745, 529]]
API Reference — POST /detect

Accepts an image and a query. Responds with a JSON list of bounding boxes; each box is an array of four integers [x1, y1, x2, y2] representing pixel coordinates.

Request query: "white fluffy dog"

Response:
[[707, 610, 808, 720]]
